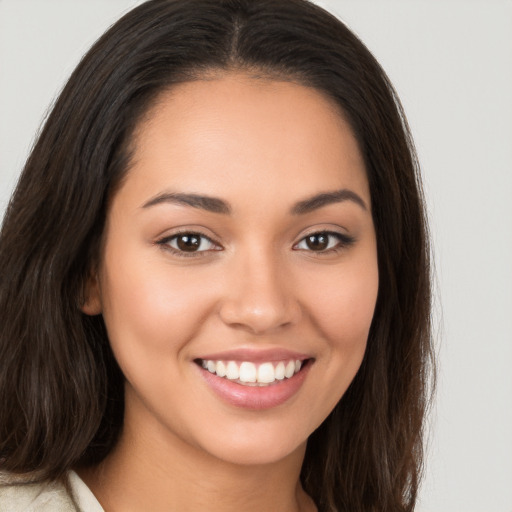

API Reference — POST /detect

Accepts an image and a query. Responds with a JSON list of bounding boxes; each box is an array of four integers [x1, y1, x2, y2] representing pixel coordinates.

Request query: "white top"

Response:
[[68, 471, 104, 512], [0, 470, 104, 512]]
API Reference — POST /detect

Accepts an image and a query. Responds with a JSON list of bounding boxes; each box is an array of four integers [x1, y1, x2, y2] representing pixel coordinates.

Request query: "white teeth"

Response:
[[275, 362, 285, 380], [284, 360, 295, 378], [239, 362, 257, 383], [215, 360, 226, 378], [200, 358, 305, 385], [226, 361, 239, 380], [257, 362, 275, 383]]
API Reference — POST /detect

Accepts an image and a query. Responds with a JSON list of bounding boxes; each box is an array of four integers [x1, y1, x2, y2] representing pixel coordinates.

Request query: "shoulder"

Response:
[[0, 472, 78, 512]]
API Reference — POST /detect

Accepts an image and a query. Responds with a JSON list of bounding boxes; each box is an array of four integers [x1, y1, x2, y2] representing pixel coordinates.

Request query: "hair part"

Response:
[[0, 1, 434, 510]]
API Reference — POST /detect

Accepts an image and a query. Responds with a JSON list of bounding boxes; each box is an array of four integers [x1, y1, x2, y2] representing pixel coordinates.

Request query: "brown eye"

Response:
[[161, 232, 218, 254], [176, 234, 201, 252], [305, 233, 329, 251], [294, 231, 355, 253]]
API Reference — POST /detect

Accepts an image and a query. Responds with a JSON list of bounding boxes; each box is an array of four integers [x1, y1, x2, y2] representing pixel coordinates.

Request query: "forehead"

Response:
[[122, 72, 369, 209]]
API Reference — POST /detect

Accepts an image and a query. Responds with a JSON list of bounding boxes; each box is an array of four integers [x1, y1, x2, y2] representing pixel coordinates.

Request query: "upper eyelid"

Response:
[[294, 231, 352, 246], [159, 231, 220, 246], [158, 228, 219, 243], [295, 229, 351, 242], [298, 225, 349, 237]]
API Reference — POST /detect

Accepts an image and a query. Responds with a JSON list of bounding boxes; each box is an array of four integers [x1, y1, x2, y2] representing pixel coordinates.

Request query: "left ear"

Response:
[[81, 270, 102, 316]]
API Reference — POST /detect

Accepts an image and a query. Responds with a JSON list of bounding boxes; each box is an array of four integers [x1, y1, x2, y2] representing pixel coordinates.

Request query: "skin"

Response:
[[81, 72, 379, 512]]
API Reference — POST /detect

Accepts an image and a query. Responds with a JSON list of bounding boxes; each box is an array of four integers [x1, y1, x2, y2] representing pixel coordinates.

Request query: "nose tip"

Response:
[[218, 262, 301, 335], [219, 300, 294, 334]]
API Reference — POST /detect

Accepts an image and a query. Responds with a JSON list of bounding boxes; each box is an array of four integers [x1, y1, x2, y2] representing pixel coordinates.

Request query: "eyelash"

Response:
[[156, 230, 220, 258], [293, 231, 355, 255], [156, 230, 355, 258]]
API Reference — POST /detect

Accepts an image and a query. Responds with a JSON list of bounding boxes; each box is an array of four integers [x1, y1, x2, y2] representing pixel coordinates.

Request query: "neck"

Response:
[[79, 400, 316, 512]]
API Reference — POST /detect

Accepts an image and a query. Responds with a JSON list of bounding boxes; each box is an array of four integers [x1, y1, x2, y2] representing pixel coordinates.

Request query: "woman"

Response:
[[0, 0, 433, 510]]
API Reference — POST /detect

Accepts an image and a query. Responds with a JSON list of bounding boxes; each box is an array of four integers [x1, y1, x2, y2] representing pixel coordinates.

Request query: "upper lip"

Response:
[[196, 348, 312, 363]]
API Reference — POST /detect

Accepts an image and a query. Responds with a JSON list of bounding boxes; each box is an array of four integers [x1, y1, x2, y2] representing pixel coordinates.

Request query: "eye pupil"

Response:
[[306, 233, 328, 251], [177, 234, 201, 252]]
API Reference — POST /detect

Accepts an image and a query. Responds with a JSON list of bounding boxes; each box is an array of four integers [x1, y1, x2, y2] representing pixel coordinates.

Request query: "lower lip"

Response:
[[197, 362, 311, 410]]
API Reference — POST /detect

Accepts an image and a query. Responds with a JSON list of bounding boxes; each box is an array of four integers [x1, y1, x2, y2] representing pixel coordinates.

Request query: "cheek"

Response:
[[286, 257, 378, 433], [304, 259, 379, 348], [98, 246, 217, 369]]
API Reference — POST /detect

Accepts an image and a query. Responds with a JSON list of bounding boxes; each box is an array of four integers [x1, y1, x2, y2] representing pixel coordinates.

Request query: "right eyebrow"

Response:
[[141, 192, 232, 214], [290, 189, 368, 215]]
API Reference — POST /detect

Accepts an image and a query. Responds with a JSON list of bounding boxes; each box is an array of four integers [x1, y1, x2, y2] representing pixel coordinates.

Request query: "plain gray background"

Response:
[[1, 1, 511, 511]]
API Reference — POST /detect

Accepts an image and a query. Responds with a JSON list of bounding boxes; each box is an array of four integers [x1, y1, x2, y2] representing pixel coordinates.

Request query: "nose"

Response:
[[218, 249, 302, 335]]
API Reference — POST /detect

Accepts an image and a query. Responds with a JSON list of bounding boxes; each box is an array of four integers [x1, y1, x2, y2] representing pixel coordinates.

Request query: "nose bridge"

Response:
[[219, 242, 299, 334]]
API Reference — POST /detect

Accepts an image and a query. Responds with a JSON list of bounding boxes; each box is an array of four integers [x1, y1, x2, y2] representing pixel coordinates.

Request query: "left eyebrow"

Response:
[[142, 192, 231, 214], [290, 189, 368, 215]]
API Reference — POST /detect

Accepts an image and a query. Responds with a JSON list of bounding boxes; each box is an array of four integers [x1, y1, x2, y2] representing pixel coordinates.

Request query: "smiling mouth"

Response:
[[195, 358, 311, 386]]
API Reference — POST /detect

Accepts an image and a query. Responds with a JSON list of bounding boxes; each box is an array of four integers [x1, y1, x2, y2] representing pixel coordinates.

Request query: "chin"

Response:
[[188, 419, 309, 468], [209, 438, 306, 468]]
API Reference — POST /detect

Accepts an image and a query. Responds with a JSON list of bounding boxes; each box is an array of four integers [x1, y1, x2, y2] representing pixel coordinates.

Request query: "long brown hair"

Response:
[[0, 1, 434, 510]]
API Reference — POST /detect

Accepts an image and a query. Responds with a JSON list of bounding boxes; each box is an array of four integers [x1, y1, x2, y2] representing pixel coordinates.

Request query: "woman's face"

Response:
[[84, 73, 378, 466]]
